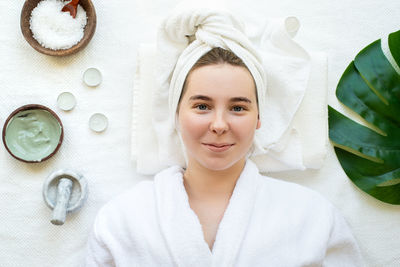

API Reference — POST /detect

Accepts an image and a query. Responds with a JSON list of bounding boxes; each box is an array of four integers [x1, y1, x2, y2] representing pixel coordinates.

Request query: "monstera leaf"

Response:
[[329, 30, 400, 205]]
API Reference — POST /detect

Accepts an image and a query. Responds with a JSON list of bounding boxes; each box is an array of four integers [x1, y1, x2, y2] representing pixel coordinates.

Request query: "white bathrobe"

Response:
[[85, 160, 364, 267]]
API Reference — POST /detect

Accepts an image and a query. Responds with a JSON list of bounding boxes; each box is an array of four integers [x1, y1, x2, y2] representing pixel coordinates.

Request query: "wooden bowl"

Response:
[[20, 0, 96, 56], [2, 104, 64, 163]]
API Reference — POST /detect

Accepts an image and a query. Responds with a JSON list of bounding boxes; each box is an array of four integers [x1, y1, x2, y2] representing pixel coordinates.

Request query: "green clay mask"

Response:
[[4, 109, 62, 162]]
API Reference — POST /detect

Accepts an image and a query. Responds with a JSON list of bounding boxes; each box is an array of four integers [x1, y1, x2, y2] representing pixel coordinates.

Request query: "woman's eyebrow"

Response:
[[188, 95, 252, 103], [189, 95, 212, 101], [230, 97, 252, 103]]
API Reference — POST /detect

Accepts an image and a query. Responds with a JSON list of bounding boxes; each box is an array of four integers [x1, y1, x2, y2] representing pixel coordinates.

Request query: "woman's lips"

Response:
[[203, 143, 234, 152]]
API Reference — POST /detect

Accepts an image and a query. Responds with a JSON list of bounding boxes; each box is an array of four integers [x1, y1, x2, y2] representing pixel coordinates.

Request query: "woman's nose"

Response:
[[209, 111, 229, 135]]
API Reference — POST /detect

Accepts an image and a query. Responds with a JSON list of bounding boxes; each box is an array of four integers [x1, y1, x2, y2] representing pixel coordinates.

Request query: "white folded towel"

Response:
[[131, 5, 328, 175]]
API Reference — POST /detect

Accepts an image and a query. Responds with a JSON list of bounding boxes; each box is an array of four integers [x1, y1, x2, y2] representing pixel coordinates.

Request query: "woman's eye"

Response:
[[196, 104, 208, 110], [232, 106, 244, 112]]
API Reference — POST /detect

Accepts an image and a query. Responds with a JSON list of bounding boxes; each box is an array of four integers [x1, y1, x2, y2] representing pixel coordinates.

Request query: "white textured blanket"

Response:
[[1, 0, 399, 266]]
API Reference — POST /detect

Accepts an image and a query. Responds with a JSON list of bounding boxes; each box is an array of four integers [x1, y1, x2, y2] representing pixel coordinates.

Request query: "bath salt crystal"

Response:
[[29, 0, 87, 50]]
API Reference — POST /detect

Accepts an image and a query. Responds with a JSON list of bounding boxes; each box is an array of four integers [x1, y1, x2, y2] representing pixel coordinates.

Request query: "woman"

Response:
[[85, 48, 364, 266], [176, 48, 261, 251]]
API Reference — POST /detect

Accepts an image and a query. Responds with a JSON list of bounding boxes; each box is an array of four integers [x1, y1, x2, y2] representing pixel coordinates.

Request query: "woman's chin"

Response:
[[196, 157, 243, 172]]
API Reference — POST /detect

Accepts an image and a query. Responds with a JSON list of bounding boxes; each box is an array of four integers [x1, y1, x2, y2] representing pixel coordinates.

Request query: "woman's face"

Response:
[[177, 64, 261, 171]]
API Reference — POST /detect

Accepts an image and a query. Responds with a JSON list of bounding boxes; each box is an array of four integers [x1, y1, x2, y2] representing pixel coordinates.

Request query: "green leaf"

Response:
[[389, 30, 400, 67], [329, 30, 400, 204]]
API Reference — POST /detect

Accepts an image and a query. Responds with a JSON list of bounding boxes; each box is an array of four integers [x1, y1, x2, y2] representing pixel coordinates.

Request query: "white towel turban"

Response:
[[132, 3, 328, 174]]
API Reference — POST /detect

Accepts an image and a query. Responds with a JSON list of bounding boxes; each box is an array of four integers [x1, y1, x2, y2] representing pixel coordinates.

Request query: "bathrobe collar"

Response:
[[154, 160, 260, 267]]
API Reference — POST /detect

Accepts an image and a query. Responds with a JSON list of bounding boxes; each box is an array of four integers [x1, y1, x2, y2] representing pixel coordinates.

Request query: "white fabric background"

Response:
[[0, 0, 399, 266]]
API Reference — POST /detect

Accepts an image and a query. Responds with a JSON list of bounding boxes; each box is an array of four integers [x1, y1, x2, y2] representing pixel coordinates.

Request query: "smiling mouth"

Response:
[[202, 143, 234, 152]]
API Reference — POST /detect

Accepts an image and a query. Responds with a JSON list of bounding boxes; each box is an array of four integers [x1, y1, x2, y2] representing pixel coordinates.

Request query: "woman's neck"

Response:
[[183, 159, 246, 200]]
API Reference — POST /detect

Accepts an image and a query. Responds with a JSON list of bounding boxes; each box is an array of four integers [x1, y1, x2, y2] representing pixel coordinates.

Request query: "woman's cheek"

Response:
[[232, 116, 258, 139], [180, 112, 208, 136]]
